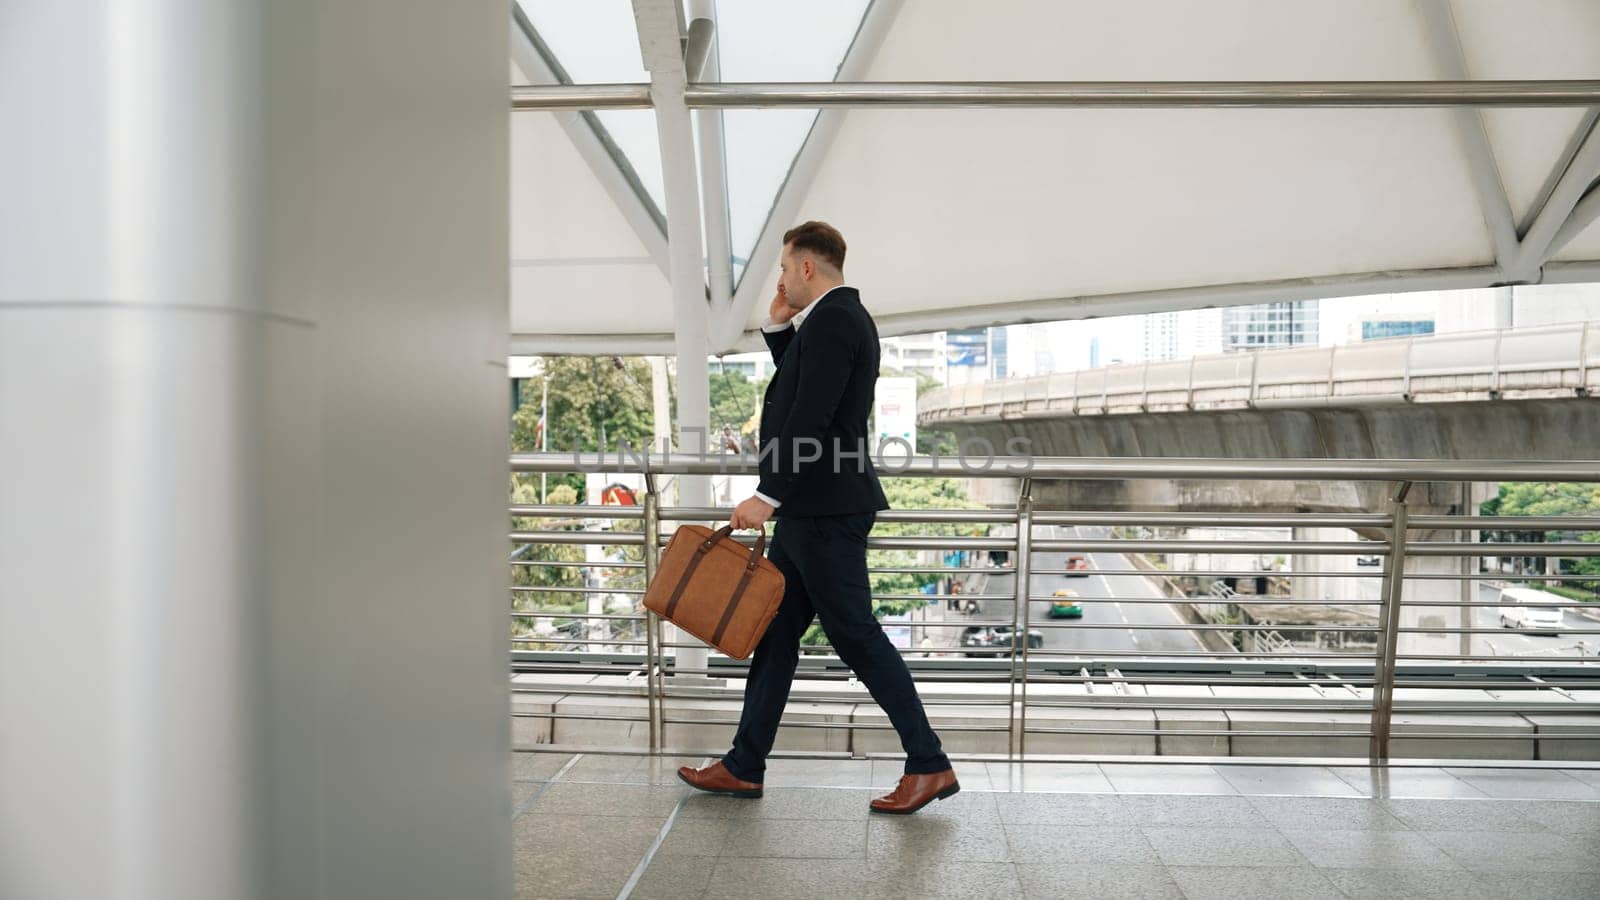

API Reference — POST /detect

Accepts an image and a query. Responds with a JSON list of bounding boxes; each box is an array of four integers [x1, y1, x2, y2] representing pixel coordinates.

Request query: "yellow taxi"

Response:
[[1049, 588, 1083, 619]]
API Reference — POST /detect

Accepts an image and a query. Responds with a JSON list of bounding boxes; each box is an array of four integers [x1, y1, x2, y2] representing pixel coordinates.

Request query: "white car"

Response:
[[1496, 587, 1566, 634]]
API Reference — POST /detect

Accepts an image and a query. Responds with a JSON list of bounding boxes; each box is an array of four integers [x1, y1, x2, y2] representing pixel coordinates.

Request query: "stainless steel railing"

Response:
[[509, 451, 1600, 761]]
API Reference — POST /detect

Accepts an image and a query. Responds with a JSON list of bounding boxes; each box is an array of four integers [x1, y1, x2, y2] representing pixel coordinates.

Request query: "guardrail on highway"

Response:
[[919, 321, 1600, 422]]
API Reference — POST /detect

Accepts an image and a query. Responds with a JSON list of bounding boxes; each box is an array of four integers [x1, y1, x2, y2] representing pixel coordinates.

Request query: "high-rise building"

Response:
[[1143, 309, 1224, 361], [1002, 323, 1056, 378], [1222, 301, 1320, 351], [943, 327, 989, 386], [1143, 313, 1181, 362], [879, 332, 946, 383]]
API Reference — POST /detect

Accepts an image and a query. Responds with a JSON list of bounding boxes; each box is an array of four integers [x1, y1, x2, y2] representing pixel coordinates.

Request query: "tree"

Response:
[[1482, 482, 1600, 595], [509, 479, 586, 651], [709, 368, 766, 437], [512, 356, 655, 453], [511, 356, 658, 496], [1488, 482, 1600, 521]]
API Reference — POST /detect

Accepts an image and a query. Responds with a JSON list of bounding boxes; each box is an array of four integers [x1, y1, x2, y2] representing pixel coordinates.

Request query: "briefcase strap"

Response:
[[663, 525, 767, 620], [712, 564, 761, 646]]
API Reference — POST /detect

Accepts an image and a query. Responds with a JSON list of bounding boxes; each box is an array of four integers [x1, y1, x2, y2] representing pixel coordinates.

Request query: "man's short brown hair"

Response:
[[782, 220, 846, 273]]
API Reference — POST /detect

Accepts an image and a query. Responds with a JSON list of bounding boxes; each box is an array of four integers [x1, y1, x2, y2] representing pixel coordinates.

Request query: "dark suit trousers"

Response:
[[722, 512, 950, 782]]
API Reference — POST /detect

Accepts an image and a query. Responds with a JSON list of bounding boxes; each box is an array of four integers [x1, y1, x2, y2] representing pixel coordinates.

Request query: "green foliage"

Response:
[[1486, 482, 1600, 521], [509, 477, 585, 650], [1543, 583, 1599, 604], [916, 427, 960, 458], [1481, 482, 1600, 598], [509, 476, 651, 650], [512, 356, 658, 497], [709, 368, 766, 437]]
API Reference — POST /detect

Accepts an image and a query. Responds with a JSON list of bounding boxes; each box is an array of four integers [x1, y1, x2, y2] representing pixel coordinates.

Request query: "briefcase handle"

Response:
[[700, 524, 767, 571]]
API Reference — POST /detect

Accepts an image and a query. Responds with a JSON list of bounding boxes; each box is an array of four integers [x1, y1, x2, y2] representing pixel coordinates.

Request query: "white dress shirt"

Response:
[[753, 284, 853, 509]]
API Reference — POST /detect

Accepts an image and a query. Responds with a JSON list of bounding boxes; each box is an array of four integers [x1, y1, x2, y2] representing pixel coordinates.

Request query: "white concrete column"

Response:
[[2, 4, 271, 895], [637, 0, 713, 680], [1, 2, 511, 898]]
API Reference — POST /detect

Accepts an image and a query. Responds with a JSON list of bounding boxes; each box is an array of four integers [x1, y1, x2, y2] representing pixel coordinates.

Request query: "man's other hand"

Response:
[[730, 495, 775, 531]]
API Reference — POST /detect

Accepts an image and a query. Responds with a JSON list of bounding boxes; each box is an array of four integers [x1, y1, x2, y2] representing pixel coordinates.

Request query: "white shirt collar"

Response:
[[791, 284, 851, 331]]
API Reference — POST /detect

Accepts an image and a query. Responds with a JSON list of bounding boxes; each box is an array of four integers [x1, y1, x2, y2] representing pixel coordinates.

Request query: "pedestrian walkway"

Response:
[[510, 754, 1600, 899]]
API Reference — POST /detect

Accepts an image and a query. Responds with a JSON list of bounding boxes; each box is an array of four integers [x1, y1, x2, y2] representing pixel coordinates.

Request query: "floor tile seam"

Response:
[[1260, 826, 1472, 864], [1241, 797, 1419, 834], [1329, 763, 1489, 798], [614, 784, 695, 900], [514, 754, 585, 820]]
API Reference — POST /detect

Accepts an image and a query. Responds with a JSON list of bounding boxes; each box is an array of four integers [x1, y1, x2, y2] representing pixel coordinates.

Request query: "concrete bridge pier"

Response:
[[1395, 533, 1475, 659]]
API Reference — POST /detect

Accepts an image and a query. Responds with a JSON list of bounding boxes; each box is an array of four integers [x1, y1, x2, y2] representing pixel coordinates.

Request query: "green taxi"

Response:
[[1049, 588, 1083, 619]]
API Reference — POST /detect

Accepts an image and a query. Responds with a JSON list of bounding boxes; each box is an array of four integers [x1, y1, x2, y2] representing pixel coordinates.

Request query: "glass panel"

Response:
[[717, 0, 871, 283], [516, 0, 873, 276], [518, 0, 665, 208]]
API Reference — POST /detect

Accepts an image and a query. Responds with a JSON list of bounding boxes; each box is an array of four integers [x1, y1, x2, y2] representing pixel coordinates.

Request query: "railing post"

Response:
[[1370, 480, 1412, 762], [1578, 321, 1593, 394], [1492, 327, 1505, 395], [642, 473, 662, 754], [1459, 481, 1474, 659], [1010, 478, 1034, 759]]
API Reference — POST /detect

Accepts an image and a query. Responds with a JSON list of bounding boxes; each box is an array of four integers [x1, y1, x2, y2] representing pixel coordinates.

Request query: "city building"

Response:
[[1222, 300, 1320, 351]]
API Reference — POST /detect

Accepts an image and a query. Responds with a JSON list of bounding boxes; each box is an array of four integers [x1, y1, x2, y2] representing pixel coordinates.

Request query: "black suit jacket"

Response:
[[756, 287, 891, 517]]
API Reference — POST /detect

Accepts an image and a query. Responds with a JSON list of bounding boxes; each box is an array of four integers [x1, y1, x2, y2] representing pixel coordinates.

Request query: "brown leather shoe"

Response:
[[677, 760, 763, 799], [869, 768, 960, 815]]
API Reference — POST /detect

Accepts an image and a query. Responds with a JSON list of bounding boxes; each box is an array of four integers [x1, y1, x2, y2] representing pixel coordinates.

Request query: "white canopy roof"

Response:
[[510, 0, 1600, 355]]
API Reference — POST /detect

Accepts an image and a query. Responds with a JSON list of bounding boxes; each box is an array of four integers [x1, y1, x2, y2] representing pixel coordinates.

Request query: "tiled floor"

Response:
[[510, 754, 1600, 900]]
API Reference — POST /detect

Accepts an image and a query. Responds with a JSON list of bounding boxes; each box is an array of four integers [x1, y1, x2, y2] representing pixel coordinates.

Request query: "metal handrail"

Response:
[[511, 451, 1600, 482], [511, 80, 1600, 111], [508, 453, 1600, 762]]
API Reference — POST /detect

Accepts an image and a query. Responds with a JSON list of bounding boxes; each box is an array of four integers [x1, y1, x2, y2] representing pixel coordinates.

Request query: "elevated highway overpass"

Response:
[[918, 321, 1600, 462], [916, 322, 1600, 658]]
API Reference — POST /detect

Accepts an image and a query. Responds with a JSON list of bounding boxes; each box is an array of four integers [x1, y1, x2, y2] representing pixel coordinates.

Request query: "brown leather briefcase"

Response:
[[643, 524, 785, 660]]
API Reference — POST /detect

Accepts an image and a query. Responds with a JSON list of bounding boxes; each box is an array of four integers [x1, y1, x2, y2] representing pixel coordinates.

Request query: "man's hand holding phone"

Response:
[[768, 283, 796, 327]]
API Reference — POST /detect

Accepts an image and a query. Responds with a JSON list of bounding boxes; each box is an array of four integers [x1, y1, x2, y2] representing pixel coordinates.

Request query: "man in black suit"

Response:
[[678, 221, 959, 815]]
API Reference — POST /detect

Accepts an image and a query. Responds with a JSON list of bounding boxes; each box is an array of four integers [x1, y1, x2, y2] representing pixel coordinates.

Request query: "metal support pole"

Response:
[[510, 79, 1600, 111], [1460, 482, 1474, 659], [643, 473, 662, 753], [688, 0, 734, 337], [540, 375, 549, 503], [1370, 481, 1413, 762], [683, 80, 1600, 110], [1010, 478, 1034, 758]]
